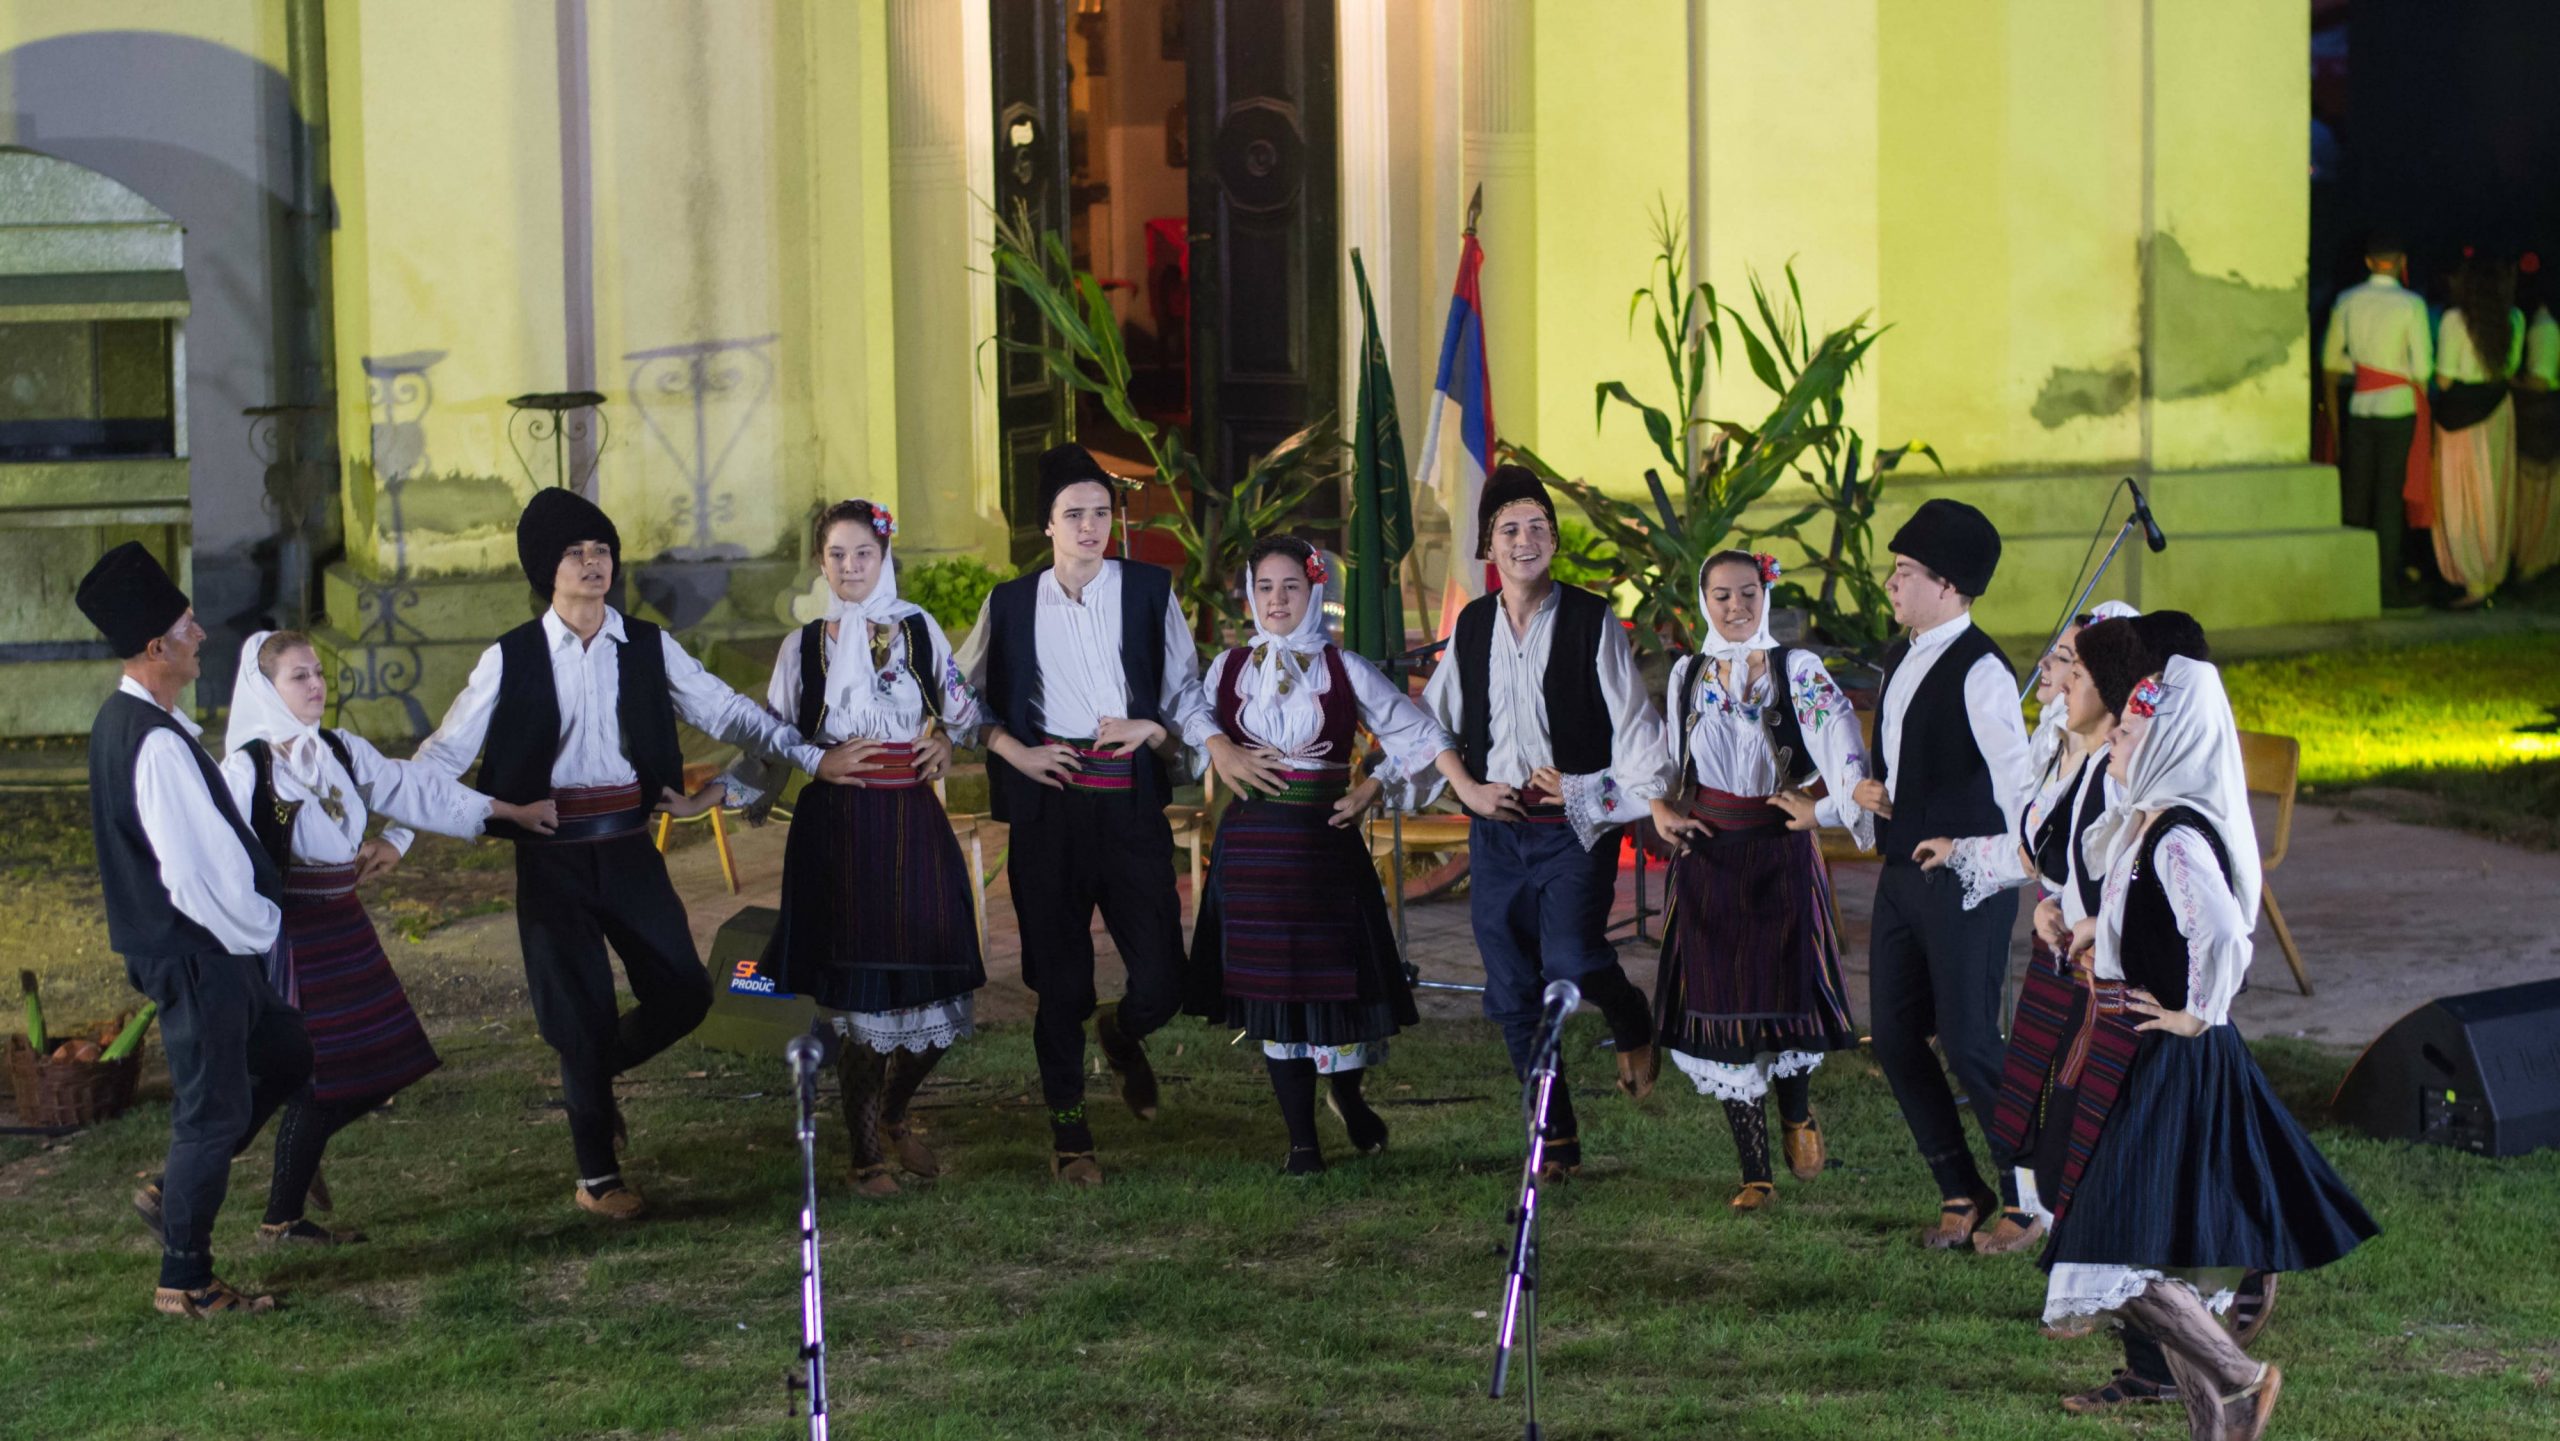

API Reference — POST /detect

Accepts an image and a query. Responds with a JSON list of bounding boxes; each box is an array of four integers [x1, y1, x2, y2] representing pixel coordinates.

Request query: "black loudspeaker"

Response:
[[2331, 978, 2560, 1157]]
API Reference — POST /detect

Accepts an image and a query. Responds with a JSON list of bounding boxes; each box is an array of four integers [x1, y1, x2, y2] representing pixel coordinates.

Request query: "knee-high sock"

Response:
[[837, 1041, 888, 1170], [1724, 1098, 1774, 1185], [1772, 1071, 1813, 1127], [2120, 1279, 2262, 1437], [881, 1043, 946, 1129], [1265, 1057, 1322, 1156], [1327, 1069, 1388, 1151], [262, 1093, 384, 1225]]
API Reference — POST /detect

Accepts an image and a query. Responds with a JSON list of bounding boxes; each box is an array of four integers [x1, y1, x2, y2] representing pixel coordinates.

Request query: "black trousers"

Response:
[[1867, 863, 2017, 1191], [2340, 411, 2415, 603], [1004, 787, 1187, 1110], [512, 833, 711, 1178], [122, 946, 313, 1290]]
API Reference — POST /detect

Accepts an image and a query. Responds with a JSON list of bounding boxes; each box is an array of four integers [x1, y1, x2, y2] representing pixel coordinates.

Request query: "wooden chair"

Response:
[[654, 759, 742, 894], [2236, 729, 2314, 996]]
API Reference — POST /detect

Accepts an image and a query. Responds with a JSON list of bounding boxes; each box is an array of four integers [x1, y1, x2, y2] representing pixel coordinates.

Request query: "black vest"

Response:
[[2118, 807, 2235, 1013], [1872, 623, 2014, 865], [979, 561, 1175, 822], [794, 613, 942, 739], [88, 690, 283, 958], [1453, 584, 1613, 782], [1672, 646, 1817, 790], [477, 613, 682, 841], [238, 730, 360, 870]]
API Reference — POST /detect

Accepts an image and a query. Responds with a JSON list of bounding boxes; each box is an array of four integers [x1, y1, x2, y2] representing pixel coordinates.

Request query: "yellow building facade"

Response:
[[0, 0, 2366, 736]]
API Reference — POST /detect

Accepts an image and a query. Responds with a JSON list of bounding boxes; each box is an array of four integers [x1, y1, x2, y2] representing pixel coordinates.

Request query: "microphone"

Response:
[[785, 1032, 828, 1079], [2126, 477, 2168, 553], [1540, 978, 1583, 1019]]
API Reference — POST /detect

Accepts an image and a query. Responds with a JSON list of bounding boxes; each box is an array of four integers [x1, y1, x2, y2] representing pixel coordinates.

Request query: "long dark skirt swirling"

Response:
[[1184, 798, 1417, 1047], [1652, 819, 1859, 1065], [766, 780, 985, 1014], [282, 885, 441, 1104]]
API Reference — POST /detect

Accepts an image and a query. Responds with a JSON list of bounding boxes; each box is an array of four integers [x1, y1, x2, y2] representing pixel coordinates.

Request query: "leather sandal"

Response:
[[1536, 1135, 1581, 1184], [574, 1181, 648, 1220], [848, 1162, 901, 1199], [2058, 1368, 2178, 1415], [881, 1122, 944, 1178], [2219, 1363, 2282, 1441], [1780, 1117, 1826, 1181], [1728, 1180, 1778, 1213], [2230, 1270, 2277, 1347], [1051, 1150, 1104, 1188], [1925, 1191, 1995, 1250], [153, 1278, 277, 1318], [1614, 1043, 1658, 1101], [257, 1217, 368, 1247], [1971, 1207, 2047, 1255]]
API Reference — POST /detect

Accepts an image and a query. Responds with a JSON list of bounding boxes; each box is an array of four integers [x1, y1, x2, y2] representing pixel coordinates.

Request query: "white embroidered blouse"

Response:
[[1182, 645, 1454, 810], [2094, 820, 2252, 1026], [1659, 648, 1874, 852]]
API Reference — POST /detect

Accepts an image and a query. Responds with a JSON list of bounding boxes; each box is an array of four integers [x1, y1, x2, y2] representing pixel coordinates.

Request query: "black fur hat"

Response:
[[1475, 464, 1556, 559], [75, 541, 191, 658], [517, 487, 620, 596], [1888, 498, 2002, 597], [1036, 444, 1119, 526]]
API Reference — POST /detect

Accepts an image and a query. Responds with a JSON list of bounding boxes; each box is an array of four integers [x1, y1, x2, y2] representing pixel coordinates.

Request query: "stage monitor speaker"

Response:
[[2331, 978, 2560, 1157], [692, 905, 831, 1057]]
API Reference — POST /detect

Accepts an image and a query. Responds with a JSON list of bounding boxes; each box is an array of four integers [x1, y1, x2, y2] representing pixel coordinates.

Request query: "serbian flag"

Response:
[[1416, 232, 1496, 635]]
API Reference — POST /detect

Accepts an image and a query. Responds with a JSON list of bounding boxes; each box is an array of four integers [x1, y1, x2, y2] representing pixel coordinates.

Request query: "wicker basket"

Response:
[[5, 1032, 146, 1128]]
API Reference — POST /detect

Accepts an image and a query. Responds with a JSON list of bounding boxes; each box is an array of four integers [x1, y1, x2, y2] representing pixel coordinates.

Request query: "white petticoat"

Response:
[[1261, 1039, 1385, 1073], [1668, 1047, 1824, 1103], [831, 996, 975, 1054], [2041, 1264, 2242, 1331]]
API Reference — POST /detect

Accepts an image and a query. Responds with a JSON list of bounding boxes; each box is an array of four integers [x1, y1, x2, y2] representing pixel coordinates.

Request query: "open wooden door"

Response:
[[991, 0, 1074, 563], [1186, 0, 1339, 501]]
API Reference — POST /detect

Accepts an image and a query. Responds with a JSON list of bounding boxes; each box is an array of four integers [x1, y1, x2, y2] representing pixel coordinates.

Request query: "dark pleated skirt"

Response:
[[283, 885, 441, 1104], [766, 780, 985, 1013], [1184, 797, 1418, 1047], [1992, 932, 2082, 1197], [1652, 816, 1859, 1064], [2041, 1024, 2380, 1277]]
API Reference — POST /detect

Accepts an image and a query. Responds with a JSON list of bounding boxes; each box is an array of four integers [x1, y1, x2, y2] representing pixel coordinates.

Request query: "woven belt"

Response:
[[1259, 764, 1351, 807], [2056, 972, 2133, 1089], [1511, 784, 1569, 824], [851, 741, 924, 790], [1044, 737, 1138, 793], [1688, 784, 1789, 834], [284, 862, 359, 900], [542, 781, 648, 843]]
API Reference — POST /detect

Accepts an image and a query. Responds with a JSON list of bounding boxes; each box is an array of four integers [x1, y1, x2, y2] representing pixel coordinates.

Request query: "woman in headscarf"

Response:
[[1646, 551, 1870, 1212], [1913, 600, 2140, 1253], [1181, 536, 1450, 1174], [737, 498, 986, 1197], [220, 629, 558, 1243], [2036, 654, 2378, 1441]]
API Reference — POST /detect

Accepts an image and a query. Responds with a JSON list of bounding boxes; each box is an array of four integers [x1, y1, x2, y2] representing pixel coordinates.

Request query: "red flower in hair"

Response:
[[2127, 676, 2166, 718], [1754, 552, 1782, 585], [1304, 552, 1326, 586], [871, 506, 896, 539]]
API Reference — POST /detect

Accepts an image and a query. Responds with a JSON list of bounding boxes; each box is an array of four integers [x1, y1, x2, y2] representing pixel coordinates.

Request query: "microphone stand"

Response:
[[784, 1038, 831, 1440], [2020, 479, 2140, 704], [1490, 1015, 1565, 1438]]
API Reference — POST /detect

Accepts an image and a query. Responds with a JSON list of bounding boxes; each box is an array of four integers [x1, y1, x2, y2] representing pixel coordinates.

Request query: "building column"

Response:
[[887, 0, 989, 560], [1463, 0, 1535, 452]]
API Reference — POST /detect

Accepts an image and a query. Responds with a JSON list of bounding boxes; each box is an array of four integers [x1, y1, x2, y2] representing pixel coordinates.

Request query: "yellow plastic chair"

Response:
[[2237, 730, 2313, 996]]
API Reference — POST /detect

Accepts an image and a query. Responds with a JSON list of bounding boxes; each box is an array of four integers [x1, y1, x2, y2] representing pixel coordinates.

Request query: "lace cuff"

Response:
[[1560, 770, 1645, 852], [1948, 835, 2032, 911]]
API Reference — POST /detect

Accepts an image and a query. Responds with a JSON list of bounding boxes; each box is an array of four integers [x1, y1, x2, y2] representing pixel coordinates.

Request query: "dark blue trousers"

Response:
[[1466, 818, 1651, 1072]]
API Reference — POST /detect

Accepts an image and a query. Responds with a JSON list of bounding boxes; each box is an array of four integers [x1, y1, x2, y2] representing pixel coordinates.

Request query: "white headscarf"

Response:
[[1233, 549, 1333, 752], [821, 522, 924, 687], [1694, 553, 1780, 669], [2029, 600, 2140, 781], [225, 630, 322, 759], [2088, 655, 2263, 979]]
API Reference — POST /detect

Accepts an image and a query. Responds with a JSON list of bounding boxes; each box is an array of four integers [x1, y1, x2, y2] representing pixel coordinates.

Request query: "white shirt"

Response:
[[1184, 644, 1454, 808], [121, 677, 280, 955], [1878, 613, 2034, 844], [2527, 306, 2559, 389], [1662, 648, 1873, 850], [2321, 274, 2434, 416], [2435, 306, 2526, 384], [220, 730, 493, 866], [727, 612, 986, 803], [413, 608, 804, 797], [952, 561, 1215, 744], [1418, 585, 1670, 841]]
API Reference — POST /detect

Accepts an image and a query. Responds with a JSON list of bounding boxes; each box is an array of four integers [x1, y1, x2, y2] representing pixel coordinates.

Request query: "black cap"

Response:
[[1888, 498, 2001, 597], [2130, 610, 2210, 666], [2075, 616, 2154, 718], [517, 487, 620, 596], [75, 541, 191, 658], [1475, 464, 1556, 558], [1036, 444, 1119, 526]]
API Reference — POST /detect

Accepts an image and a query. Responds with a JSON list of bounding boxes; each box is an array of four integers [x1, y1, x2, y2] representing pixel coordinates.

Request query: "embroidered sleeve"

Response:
[[2158, 825, 2251, 1025], [1590, 608, 1669, 806], [346, 730, 493, 848], [727, 632, 811, 807], [1791, 652, 1874, 849], [1344, 651, 1451, 812], [1947, 835, 2033, 911], [919, 614, 985, 746]]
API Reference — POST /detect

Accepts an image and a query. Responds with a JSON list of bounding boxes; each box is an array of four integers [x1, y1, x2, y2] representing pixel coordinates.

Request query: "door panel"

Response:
[[992, 0, 1073, 563]]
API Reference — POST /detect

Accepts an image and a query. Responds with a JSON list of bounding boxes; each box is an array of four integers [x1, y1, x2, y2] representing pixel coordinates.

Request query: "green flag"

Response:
[[1345, 249, 1414, 662]]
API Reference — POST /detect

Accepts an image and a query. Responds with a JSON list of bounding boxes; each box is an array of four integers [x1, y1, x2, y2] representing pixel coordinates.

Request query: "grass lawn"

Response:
[[2219, 630, 2560, 849], [3, 1018, 2553, 1439]]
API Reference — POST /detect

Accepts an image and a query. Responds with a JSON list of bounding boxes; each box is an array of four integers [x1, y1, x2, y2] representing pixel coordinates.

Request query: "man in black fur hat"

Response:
[[412, 487, 828, 1218], [1420, 464, 1669, 1178], [78, 541, 312, 1315], [954, 443, 1217, 1186], [1851, 497, 2039, 1252]]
